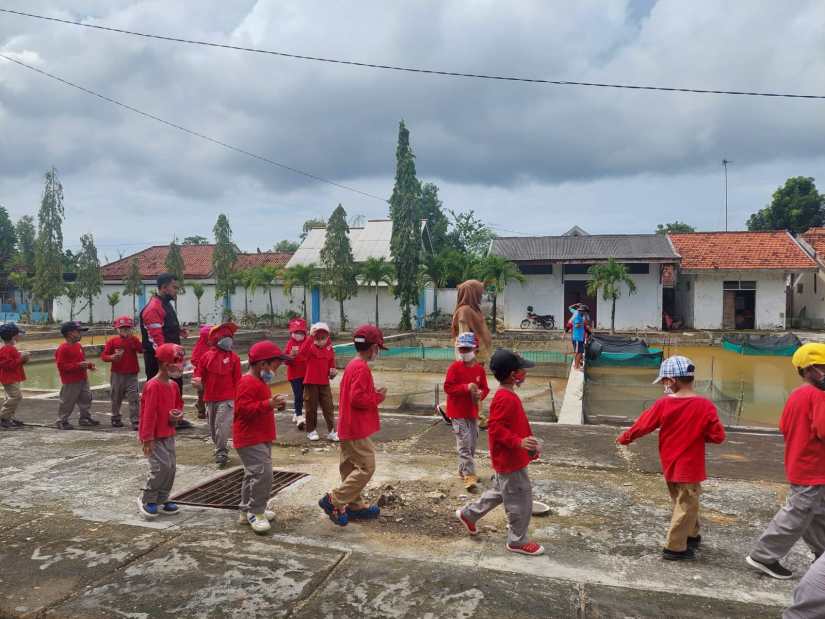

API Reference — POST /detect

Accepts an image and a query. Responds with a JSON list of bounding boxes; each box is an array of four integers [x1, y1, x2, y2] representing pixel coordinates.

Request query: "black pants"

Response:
[[144, 351, 183, 392], [290, 378, 304, 416]]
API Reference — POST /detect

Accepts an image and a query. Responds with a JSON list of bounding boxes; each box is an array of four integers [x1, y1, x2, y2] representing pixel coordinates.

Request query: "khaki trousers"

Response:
[[462, 467, 533, 546], [452, 418, 478, 477], [206, 400, 234, 459], [1, 383, 22, 420], [110, 372, 139, 424], [237, 442, 273, 515], [58, 380, 92, 424], [331, 438, 376, 508], [141, 436, 176, 505], [304, 383, 335, 434], [666, 482, 701, 552]]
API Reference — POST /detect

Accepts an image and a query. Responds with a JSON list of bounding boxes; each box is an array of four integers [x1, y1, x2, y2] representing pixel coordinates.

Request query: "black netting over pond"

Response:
[[721, 334, 801, 356]]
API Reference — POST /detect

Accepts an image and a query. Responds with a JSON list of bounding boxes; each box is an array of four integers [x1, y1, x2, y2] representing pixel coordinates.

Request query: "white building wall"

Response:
[[501, 272, 564, 329], [674, 274, 696, 328], [792, 270, 825, 326], [689, 270, 788, 330]]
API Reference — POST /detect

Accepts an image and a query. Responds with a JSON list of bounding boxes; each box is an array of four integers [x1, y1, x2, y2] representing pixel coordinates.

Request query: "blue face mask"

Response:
[[217, 337, 233, 351], [261, 370, 274, 383]]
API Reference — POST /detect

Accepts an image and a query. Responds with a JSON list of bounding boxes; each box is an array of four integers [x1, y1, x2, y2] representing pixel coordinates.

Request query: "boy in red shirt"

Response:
[[319, 325, 387, 527], [234, 341, 289, 534], [300, 322, 337, 442], [618, 355, 726, 561], [138, 343, 185, 520], [190, 324, 213, 420], [285, 318, 308, 430], [101, 316, 143, 430], [0, 322, 29, 428], [747, 343, 825, 580], [441, 332, 489, 491], [200, 322, 242, 468], [456, 349, 545, 556], [55, 321, 97, 430]]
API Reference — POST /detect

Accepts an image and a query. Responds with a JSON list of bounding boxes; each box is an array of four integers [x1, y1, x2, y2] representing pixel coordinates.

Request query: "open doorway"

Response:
[[723, 281, 756, 329], [564, 280, 597, 326]]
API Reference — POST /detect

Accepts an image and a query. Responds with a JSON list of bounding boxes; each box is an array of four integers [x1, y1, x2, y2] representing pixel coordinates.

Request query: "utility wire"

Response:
[[2, 7, 824, 100], [0, 54, 387, 202]]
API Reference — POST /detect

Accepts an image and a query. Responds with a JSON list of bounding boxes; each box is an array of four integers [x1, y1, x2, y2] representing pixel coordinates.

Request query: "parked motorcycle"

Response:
[[520, 305, 556, 330]]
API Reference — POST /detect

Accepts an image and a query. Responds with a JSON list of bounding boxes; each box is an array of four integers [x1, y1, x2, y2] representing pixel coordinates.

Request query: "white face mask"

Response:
[[293, 333, 305, 342], [458, 351, 476, 363], [367, 346, 380, 364]]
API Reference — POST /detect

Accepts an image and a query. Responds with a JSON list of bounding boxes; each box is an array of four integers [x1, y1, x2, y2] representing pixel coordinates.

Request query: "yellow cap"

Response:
[[791, 343, 825, 369]]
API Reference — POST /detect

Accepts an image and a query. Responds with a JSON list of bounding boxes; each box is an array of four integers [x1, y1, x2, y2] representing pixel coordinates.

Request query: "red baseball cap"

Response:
[[209, 322, 238, 344], [248, 340, 289, 364], [113, 315, 134, 329], [288, 318, 307, 333], [156, 343, 185, 364], [353, 324, 387, 350]]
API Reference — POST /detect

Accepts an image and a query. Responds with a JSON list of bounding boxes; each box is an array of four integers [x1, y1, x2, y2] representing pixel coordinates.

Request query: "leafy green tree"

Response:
[[656, 221, 695, 235], [9, 272, 31, 310], [0, 206, 16, 287], [420, 250, 462, 316], [235, 268, 256, 316], [14, 215, 35, 272], [122, 256, 143, 319], [274, 239, 299, 252], [33, 167, 65, 321], [300, 218, 326, 242], [212, 214, 237, 303], [283, 263, 319, 324], [191, 282, 205, 324], [107, 291, 121, 323], [251, 265, 280, 322], [164, 239, 185, 295], [747, 177, 825, 234], [360, 257, 395, 326], [76, 233, 102, 323], [320, 204, 358, 331], [478, 255, 525, 334], [182, 235, 208, 246], [389, 120, 423, 330], [586, 258, 638, 334], [447, 209, 495, 256], [419, 183, 449, 252], [64, 282, 82, 321]]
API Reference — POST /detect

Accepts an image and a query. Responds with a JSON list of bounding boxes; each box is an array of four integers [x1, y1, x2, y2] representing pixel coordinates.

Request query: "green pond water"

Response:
[[22, 355, 146, 391]]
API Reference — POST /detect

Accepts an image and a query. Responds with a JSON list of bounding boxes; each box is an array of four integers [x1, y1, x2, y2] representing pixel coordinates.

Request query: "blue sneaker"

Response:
[[161, 502, 180, 515], [318, 493, 348, 526], [347, 505, 380, 520], [138, 499, 158, 520]]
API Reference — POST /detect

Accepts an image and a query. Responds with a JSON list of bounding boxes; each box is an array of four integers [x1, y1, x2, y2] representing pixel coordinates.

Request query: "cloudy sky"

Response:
[[1, 1, 823, 260]]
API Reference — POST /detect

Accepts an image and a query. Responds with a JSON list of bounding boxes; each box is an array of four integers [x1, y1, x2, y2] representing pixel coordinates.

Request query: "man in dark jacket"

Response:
[[140, 272, 193, 429]]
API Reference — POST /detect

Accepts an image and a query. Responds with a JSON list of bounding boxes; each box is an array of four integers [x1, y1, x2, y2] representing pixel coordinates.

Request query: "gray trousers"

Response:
[[785, 553, 825, 619], [141, 436, 176, 505], [751, 485, 825, 563], [237, 442, 273, 515], [452, 418, 478, 477], [58, 380, 92, 423], [1, 383, 22, 420], [206, 400, 234, 459], [110, 372, 139, 424], [461, 467, 533, 545]]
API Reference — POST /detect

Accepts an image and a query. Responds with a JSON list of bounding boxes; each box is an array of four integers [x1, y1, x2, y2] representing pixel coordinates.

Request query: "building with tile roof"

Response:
[[792, 228, 825, 328]]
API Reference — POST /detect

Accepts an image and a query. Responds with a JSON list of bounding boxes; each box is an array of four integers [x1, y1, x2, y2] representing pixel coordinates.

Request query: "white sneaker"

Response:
[[296, 416, 306, 431], [263, 509, 276, 521], [307, 431, 320, 441], [327, 431, 339, 442], [292, 414, 299, 425], [248, 513, 271, 534]]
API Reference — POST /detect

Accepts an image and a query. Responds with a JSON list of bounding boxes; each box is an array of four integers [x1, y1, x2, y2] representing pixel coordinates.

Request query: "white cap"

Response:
[[310, 322, 330, 335]]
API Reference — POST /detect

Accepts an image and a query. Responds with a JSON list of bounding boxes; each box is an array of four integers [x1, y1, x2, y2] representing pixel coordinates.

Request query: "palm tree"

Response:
[[360, 257, 395, 326], [479, 255, 525, 334], [251, 266, 280, 323], [586, 258, 637, 334], [283, 263, 319, 324], [106, 292, 121, 323], [419, 250, 462, 316], [235, 268, 256, 316], [191, 282, 205, 325]]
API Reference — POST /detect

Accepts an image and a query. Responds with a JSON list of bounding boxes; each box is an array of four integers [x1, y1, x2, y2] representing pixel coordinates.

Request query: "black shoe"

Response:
[[131, 422, 140, 431], [0, 419, 12, 429], [78, 417, 101, 427], [663, 547, 696, 561], [9, 419, 24, 427], [56, 421, 74, 430], [111, 419, 124, 428], [746, 555, 793, 579], [687, 535, 701, 549], [176, 419, 194, 429], [216, 456, 228, 469]]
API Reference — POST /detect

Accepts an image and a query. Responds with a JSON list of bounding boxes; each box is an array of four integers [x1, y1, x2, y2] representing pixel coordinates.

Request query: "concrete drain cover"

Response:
[[171, 468, 308, 509]]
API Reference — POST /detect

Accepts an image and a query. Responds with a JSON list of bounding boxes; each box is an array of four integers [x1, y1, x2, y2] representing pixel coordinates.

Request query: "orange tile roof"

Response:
[[235, 252, 292, 270], [801, 228, 825, 259], [668, 231, 815, 271]]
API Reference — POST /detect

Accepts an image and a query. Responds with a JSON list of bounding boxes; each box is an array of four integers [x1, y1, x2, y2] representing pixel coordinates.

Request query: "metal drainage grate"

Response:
[[171, 469, 308, 509]]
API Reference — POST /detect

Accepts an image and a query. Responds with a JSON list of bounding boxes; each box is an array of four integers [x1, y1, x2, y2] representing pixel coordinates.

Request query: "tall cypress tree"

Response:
[[123, 256, 143, 319], [212, 214, 237, 311], [15, 215, 36, 273], [76, 233, 102, 323], [165, 239, 185, 294], [320, 204, 358, 331], [419, 183, 449, 252], [33, 167, 65, 321], [389, 121, 422, 330]]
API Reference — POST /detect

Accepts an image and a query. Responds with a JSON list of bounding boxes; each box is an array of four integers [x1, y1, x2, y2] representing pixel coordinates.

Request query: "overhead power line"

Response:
[[0, 53, 387, 202], [2, 7, 824, 100]]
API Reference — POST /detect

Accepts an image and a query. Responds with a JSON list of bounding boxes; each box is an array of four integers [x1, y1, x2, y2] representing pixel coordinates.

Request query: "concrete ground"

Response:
[[0, 400, 807, 618]]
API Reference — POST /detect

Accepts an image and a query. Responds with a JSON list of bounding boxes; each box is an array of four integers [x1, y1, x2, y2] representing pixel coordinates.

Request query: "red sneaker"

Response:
[[506, 542, 545, 556], [455, 509, 478, 536]]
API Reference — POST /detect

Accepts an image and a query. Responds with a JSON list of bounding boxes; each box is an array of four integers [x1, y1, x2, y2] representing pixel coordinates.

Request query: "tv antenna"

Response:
[[722, 159, 733, 231]]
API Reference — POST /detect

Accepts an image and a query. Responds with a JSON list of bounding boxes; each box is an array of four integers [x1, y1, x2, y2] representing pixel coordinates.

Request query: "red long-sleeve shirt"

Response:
[[779, 384, 825, 485], [285, 337, 307, 381], [233, 374, 276, 448], [55, 342, 89, 384], [138, 377, 181, 442], [299, 338, 335, 385], [0, 344, 26, 384], [337, 357, 385, 441], [190, 332, 210, 378], [618, 395, 726, 483], [101, 335, 142, 375], [443, 361, 489, 419], [488, 388, 536, 474], [200, 348, 242, 402]]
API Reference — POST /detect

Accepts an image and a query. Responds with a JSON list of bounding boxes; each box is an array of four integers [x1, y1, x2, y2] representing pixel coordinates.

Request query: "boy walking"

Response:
[[618, 355, 726, 561], [200, 322, 242, 467], [456, 349, 545, 556], [138, 343, 185, 520], [441, 332, 489, 491], [319, 325, 387, 526], [55, 321, 97, 430], [234, 341, 289, 534], [746, 343, 825, 580], [0, 322, 29, 428], [101, 316, 143, 429], [300, 322, 337, 442], [285, 318, 308, 430]]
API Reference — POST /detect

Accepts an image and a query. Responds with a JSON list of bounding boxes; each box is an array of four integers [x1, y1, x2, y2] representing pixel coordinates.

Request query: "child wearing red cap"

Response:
[[299, 322, 337, 442], [138, 343, 185, 520], [101, 316, 143, 430], [200, 322, 242, 467], [189, 324, 213, 420], [0, 322, 29, 428], [55, 321, 97, 430], [234, 340, 289, 534], [285, 318, 308, 430], [319, 325, 387, 526]]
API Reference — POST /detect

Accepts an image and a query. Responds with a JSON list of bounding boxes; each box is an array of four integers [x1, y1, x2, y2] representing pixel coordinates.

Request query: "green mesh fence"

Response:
[[335, 343, 569, 364]]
